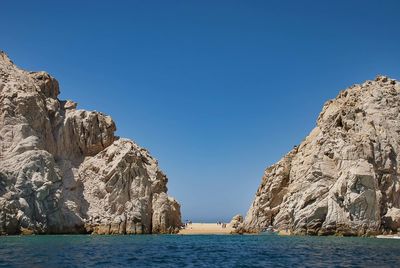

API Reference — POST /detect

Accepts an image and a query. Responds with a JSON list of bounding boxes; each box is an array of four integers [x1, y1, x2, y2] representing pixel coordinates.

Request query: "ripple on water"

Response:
[[0, 235, 400, 267]]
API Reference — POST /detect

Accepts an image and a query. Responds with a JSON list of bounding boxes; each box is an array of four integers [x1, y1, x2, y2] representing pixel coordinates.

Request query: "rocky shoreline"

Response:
[[2, 51, 400, 237]]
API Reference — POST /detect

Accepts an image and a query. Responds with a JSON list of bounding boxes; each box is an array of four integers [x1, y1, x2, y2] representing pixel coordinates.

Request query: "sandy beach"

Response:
[[179, 223, 234, 235]]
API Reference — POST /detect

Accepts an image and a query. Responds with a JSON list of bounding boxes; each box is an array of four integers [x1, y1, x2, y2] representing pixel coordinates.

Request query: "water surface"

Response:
[[0, 235, 399, 267]]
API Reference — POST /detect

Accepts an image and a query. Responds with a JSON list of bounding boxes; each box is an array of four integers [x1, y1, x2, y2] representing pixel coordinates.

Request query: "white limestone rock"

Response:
[[0, 51, 181, 235], [242, 76, 400, 236]]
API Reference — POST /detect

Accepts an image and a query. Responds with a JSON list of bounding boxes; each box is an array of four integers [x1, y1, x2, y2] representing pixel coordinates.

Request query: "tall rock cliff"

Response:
[[0, 51, 181, 235], [243, 76, 400, 236]]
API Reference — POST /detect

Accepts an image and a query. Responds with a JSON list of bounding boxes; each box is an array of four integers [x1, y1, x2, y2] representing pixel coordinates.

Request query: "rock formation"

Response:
[[242, 76, 400, 236], [229, 214, 243, 228], [0, 51, 181, 235]]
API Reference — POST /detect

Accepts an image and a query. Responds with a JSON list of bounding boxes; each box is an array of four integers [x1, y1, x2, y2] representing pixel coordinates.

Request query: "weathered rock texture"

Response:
[[229, 214, 243, 228], [0, 51, 181, 235], [242, 76, 400, 236]]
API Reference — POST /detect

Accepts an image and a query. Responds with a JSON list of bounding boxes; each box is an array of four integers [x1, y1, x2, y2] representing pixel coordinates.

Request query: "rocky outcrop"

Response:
[[242, 76, 400, 236], [0, 51, 181, 235], [229, 214, 243, 228]]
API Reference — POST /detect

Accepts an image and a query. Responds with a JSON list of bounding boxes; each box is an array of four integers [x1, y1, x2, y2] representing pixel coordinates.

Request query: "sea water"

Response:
[[0, 234, 399, 267]]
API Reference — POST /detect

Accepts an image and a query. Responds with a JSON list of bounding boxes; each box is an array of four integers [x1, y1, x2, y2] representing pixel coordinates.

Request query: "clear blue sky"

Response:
[[2, 0, 400, 222]]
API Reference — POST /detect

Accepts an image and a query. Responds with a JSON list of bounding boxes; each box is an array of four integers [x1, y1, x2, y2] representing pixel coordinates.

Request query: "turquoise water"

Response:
[[0, 235, 399, 267]]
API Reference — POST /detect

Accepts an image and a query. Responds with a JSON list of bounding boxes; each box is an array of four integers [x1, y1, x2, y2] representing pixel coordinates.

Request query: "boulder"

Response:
[[230, 214, 243, 228]]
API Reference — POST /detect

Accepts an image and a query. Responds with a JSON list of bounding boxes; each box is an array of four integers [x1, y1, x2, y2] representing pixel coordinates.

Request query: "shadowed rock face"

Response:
[[242, 76, 400, 236], [0, 51, 181, 235]]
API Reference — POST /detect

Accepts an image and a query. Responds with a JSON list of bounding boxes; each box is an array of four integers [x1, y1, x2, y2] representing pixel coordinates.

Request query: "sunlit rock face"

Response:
[[242, 76, 400, 236], [0, 51, 181, 235]]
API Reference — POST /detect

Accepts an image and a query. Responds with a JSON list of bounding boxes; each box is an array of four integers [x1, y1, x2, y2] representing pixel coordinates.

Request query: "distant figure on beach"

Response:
[[183, 220, 189, 228]]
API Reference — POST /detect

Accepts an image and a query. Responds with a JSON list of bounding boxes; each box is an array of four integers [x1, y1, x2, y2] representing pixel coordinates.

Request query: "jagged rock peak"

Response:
[[0, 50, 13, 64], [241, 75, 400, 236], [0, 51, 181, 235]]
